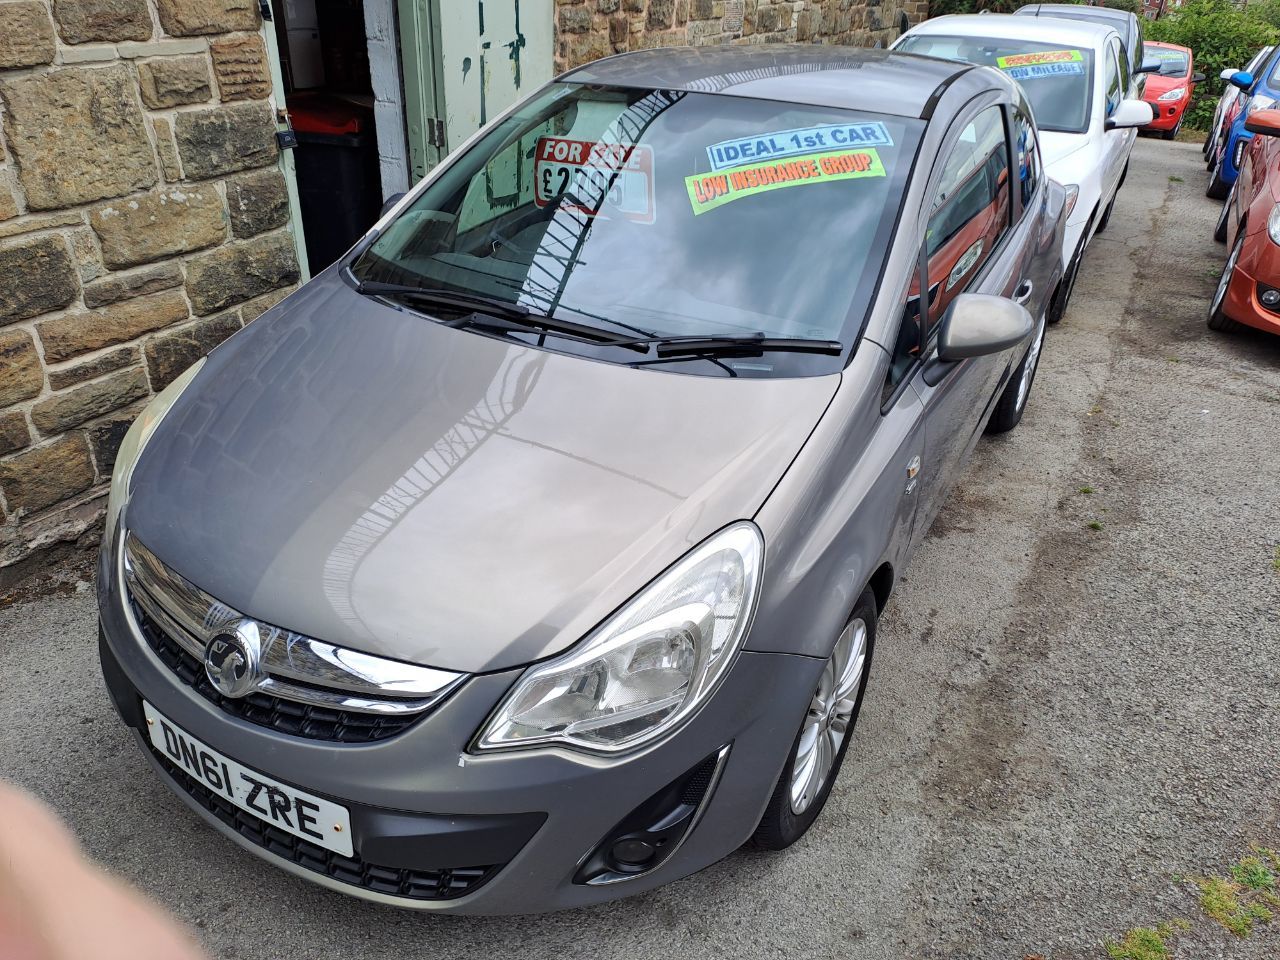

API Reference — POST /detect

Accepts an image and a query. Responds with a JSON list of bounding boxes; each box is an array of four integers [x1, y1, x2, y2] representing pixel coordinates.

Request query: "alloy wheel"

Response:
[[1016, 315, 1047, 412], [789, 617, 868, 815], [1211, 231, 1244, 318]]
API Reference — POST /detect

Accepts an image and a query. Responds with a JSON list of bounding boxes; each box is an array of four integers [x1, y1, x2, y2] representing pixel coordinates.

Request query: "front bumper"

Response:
[[97, 540, 823, 914], [1220, 232, 1280, 337]]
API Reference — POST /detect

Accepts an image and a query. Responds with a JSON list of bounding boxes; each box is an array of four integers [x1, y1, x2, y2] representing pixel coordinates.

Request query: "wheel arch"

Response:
[[868, 562, 894, 614]]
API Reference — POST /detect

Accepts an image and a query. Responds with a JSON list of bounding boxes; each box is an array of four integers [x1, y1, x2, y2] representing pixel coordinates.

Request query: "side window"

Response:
[[1118, 37, 1132, 98], [886, 106, 1011, 394], [1014, 108, 1042, 210], [1105, 41, 1123, 116]]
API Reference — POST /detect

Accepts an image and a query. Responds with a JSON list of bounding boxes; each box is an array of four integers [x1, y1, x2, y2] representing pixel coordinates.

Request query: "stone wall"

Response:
[[0, 0, 299, 581], [554, 0, 929, 71]]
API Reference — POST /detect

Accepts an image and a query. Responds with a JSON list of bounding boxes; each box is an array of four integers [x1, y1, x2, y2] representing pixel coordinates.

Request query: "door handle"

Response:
[[1013, 280, 1034, 305]]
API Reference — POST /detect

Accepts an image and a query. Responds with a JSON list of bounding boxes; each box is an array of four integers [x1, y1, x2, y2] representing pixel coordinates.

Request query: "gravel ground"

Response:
[[2, 136, 1278, 960]]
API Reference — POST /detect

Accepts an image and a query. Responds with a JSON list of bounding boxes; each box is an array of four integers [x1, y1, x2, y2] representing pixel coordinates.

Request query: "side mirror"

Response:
[[1106, 98, 1155, 130], [379, 192, 406, 217], [1243, 107, 1280, 136], [1220, 67, 1241, 82], [1191, 72, 1206, 84], [1229, 70, 1255, 91], [937, 293, 1033, 362], [1137, 56, 1163, 74]]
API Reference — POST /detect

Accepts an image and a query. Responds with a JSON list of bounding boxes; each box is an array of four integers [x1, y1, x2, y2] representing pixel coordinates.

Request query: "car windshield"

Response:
[[1146, 45, 1189, 77], [898, 35, 1094, 133], [349, 83, 922, 378]]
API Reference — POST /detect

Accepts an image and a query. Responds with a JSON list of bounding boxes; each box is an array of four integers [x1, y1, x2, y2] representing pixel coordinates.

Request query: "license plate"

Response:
[[143, 701, 353, 857]]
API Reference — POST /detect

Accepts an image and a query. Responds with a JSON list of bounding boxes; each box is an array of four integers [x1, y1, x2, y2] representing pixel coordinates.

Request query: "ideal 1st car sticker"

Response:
[[704, 121, 894, 171], [685, 148, 886, 215], [996, 49, 1085, 80], [534, 136, 656, 223]]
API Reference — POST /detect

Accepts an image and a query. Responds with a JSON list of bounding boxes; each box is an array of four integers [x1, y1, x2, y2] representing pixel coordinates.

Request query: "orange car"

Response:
[[1211, 107, 1280, 337]]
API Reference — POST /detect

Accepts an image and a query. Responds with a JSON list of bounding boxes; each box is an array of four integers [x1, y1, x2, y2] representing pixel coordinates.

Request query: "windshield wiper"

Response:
[[355, 280, 642, 347], [648, 334, 843, 358]]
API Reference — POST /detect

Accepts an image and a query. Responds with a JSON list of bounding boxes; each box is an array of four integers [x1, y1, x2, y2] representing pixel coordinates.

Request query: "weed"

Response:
[[1166, 356, 1181, 363], [1104, 922, 1182, 960], [1169, 175, 1184, 183], [1233, 855, 1277, 891], [1079, 486, 1095, 495], [1273, 546, 1280, 572], [1088, 521, 1104, 531], [1196, 875, 1273, 937]]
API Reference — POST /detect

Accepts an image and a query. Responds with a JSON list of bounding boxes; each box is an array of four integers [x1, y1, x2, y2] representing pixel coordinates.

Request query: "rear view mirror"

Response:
[[937, 294, 1033, 362], [1106, 99, 1155, 130], [1192, 72, 1206, 84], [1229, 70, 1255, 91], [1137, 56, 1163, 74], [1244, 107, 1280, 137]]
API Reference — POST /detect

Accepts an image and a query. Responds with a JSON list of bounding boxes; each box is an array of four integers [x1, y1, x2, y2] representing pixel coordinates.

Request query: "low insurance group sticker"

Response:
[[996, 49, 1085, 80], [685, 148, 886, 215]]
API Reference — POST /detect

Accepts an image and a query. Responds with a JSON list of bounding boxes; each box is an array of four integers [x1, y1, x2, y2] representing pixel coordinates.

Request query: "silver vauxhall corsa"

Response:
[[98, 46, 1066, 914]]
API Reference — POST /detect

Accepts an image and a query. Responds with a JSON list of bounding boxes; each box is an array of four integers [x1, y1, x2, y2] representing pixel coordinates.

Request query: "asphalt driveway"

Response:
[[2, 136, 1278, 960]]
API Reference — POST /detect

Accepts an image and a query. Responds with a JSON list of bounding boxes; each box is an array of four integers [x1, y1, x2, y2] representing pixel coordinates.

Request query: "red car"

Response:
[[1142, 42, 1204, 140], [1210, 108, 1280, 337]]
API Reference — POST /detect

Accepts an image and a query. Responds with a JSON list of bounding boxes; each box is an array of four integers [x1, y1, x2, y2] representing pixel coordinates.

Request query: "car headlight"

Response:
[[1247, 95, 1277, 116], [1063, 183, 1080, 219], [474, 522, 764, 755], [1267, 204, 1280, 246], [104, 358, 205, 544], [1157, 88, 1186, 102]]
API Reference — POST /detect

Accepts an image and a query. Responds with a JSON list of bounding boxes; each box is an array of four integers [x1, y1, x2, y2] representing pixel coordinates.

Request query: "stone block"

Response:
[[0, 65, 157, 210], [0, 235, 79, 325], [83, 263, 183, 309], [0, 211, 84, 242], [37, 290, 189, 363], [0, 435, 95, 514], [0, 177, 17, 222], [144, 311, 240, 389], [0, 2, 56, 69], [0, 330, 43, 407], [648, 0, 676, 27], [32, 367, 148, 435], [69, 226, 103, 282], [91, 185, 226, 269], [137, 54, 212, 107], [175, 101, 277, 181], [210, 34, 271, 101], [184, 232, 298, 315], [559, 5, 593, 32], [0, 411, 30, 458], [87, 402, 141, 474], [53, 0, 152, 43], [226, 168, 288, 238], [151, 117, 184, 181], [48, 345, 138, 390], [155, 0, 257, 36]]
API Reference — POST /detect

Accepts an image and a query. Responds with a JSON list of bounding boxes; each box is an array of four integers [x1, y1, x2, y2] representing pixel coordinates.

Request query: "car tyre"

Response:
[[1095, 194, 1116, 233], [1214, 189, 1233, 243], [1207, 156, 1231, 200], [1208, 229, 1247, 333], [750, 589, 877, 851], [986, 312, 1046, 435]]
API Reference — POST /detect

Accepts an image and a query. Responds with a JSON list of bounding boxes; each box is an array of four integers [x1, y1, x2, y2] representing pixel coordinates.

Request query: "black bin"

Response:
[[288, 93, 382, 272]]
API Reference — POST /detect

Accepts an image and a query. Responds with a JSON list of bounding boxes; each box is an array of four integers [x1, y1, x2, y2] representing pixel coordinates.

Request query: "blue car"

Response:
[[1208, 48, 1280, 199]]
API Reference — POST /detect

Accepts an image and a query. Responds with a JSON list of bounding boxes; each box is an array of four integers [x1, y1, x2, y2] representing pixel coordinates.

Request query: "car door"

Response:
[[898, 102, 1029, 552], [1013, 106, 1057, 322], [1101, 36, 1131, 203]]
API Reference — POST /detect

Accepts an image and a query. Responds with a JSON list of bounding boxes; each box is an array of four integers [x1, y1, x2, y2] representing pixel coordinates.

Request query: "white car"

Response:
[[895, 15, 1153, 322]]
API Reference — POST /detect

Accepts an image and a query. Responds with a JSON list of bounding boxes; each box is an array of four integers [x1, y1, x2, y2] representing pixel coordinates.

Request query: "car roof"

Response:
[[1017, 2, 1135, 27], [905, 13, 1115, 48], [558, 45, 973, 119]]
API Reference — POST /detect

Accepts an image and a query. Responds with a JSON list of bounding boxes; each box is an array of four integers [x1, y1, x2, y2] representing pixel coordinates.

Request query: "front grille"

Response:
[[150, 746, 498, 901], [132, 600, 420, 743]]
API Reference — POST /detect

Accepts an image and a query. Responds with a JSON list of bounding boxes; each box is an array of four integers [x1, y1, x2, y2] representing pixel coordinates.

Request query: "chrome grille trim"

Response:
[[123, 531, 466, 718]]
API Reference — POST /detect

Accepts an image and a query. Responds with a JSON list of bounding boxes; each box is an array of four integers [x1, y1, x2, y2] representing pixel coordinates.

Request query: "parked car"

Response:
[[97, 45, 1065, 914], [1207, 45, 1280, 199], [1204, 45, 1273, 166], [1210, 107, 1280, 337], [895, 14, 1152, 322], [1014, 2, 1153, 96], [1140, 41, 1205, 140]]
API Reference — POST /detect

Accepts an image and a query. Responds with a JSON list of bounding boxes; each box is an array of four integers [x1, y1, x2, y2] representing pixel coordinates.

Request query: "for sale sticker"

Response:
[[996, 49, 1085, 80], [685, 148, 885, 216], [534, 137, 655, 223]]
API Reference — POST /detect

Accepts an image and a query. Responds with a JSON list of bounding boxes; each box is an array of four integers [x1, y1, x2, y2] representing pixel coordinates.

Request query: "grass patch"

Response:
[[1104, 921, 1186, 960], [1079, 486, 1095, 495], [1272, 546, 1280, 572], [1088, 520, 1104, 531], [1196, 874, 1274, 937], [1169, 175, 1184, 183]]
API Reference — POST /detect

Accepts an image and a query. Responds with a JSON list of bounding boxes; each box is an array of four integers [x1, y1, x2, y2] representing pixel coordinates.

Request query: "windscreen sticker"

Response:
[[996, 49, 1085, 80], [705, 122, 893, 172], [685, 149, 885, 216], [1150, 48, 1186, 60], [534, 137, 655, 223]]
